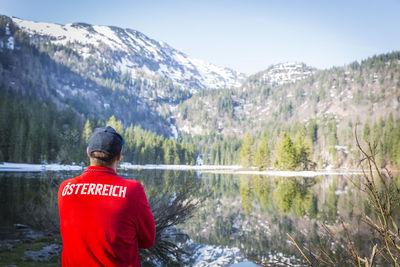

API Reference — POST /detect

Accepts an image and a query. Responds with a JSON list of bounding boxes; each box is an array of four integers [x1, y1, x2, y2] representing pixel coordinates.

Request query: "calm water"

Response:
[[0, 169, 395, 265]]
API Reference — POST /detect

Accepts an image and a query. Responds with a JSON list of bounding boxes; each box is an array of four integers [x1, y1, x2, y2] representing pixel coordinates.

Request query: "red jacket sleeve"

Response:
[[134, 183, 156, 249]]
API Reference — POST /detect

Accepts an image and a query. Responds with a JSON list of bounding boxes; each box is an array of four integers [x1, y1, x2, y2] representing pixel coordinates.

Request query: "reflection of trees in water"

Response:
[[272, 178, 314, 216], [182, 173, 380, 265], [237, 175, 368, 223], [25, 175, 61, 232], [238, 175, 317, 218], [239, 176, 253, 214], [253, 175, 272, 209], [0, 172, 66, 233]]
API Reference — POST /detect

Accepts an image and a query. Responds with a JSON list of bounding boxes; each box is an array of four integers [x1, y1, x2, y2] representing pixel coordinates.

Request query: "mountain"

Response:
[[12, 17, 246, 92], [175, 53, 400, 137], [0, 15, 175, 135], [174, 52, 400, 167], [174, 62, 317, 136], [1, 15, 247, 137]]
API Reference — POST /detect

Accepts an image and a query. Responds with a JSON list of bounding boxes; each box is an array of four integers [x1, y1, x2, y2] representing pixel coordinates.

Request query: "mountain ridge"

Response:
[[176, 51, 400, 135], [11, 16, 246, 91]]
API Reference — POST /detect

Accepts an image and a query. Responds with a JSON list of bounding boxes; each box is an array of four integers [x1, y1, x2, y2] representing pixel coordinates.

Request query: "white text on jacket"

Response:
[[61, 183, 127, 198]]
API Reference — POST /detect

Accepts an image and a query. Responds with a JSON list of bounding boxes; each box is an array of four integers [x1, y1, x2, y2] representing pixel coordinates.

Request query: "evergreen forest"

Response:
[[0, 89, 196, 165]]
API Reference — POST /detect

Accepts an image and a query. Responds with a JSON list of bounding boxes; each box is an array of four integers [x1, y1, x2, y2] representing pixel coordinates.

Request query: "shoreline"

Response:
[[0, 162, 83, 172], [120, 163, 367, 177], [0, 162, 373, 177], [201, 169, 366, 177]]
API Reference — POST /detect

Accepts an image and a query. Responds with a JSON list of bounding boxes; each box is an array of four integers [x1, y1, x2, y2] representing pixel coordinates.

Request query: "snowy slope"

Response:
[[12, 17, 246, 91], [242, 62, 315, 90], [261, 62, 315, 86]]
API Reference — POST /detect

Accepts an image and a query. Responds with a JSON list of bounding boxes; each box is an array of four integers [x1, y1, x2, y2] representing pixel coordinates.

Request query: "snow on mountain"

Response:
[[12, 17, 246, 91], [262, 62, 315, 85], [0, 21, 14, 51], [242, 62, 315, 90]]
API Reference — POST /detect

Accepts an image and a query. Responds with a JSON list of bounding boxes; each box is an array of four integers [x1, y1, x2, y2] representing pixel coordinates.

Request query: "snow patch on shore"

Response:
[[119, 162, 242, 171], [120, 163, 363, 176], [234, 170, 364, 177], [0, 162, 83, 172], [0, 162, 363, 177], [191, 244, 248, 267]]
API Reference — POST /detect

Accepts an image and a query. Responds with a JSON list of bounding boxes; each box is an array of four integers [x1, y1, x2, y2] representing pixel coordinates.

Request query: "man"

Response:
[[58, 126, 155, 266]]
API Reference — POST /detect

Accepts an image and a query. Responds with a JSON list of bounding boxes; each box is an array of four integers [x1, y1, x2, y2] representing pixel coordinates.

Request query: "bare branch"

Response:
[[287, 233, 313, 266]]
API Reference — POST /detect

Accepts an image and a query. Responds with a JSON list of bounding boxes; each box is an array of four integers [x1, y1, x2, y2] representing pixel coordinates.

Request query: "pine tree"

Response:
[[240, 132, 254, 167], [294, 128, 312, 170], [82, 119, 93, 145], [307, 119, 318, 143], [0, 91, 9, 161], [40, 126, 49, 163], [163, 142, 172, 164], [106, 115, 124, 135], [363, 121, 371, 141], [274, 132, 297, 170], [214, 144, 221, 165], [328, 120, 338, 167], [9, 117, 25, 163], [124, 124, 135, 162], [255, 137, 270, 170]]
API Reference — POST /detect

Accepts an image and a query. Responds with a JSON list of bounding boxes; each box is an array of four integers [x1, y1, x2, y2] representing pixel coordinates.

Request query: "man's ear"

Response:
[[116, 151, 122, 162], [87, 147, 91, 159]]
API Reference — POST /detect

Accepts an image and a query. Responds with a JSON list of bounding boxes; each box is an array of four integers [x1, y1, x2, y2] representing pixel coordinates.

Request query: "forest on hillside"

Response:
[[0, 16, 175, 135], [183, 113, 400, 170], [0, 89, 196, 165], [178, 52, 400, 169]]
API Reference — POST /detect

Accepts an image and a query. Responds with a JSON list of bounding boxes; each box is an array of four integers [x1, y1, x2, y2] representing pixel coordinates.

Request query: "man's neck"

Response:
[[89, 163, 118, 172]]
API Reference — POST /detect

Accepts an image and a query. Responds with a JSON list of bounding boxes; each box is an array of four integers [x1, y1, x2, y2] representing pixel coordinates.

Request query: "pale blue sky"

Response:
[[1, 0, 399, 74]]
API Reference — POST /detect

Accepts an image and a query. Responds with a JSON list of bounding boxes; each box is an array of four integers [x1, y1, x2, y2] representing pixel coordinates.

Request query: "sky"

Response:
[[1, 0, 400, 74]]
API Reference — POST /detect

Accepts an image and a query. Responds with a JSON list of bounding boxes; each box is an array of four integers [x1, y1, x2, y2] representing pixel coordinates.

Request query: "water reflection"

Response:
[[0, 171, 80, 238], [0, 170, 397, 265], [180, 173, 396, 265]]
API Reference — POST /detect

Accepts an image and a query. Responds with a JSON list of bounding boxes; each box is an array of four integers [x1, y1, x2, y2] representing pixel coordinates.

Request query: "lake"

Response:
[[0, 169, 396, 266]]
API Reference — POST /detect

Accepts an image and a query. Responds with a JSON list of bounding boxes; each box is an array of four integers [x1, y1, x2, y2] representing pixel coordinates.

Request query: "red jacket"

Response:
[[58, 166, 155, 266]]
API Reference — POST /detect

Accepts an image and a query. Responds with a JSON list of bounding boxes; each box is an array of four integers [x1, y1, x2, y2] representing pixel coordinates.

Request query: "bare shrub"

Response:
[[140, 181, 201, 266]]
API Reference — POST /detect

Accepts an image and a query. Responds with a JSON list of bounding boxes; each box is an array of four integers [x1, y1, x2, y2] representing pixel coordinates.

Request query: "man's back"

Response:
[[58, 166, 155, 267]]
